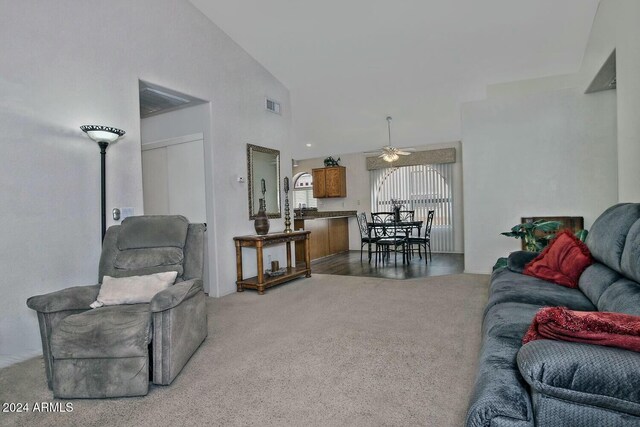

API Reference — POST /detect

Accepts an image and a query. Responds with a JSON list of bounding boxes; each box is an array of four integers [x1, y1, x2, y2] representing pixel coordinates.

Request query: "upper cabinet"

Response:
[[312, 166, 347, 198]]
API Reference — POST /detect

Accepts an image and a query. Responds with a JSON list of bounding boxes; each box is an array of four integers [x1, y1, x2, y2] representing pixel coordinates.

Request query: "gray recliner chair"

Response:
[[27, 215, 207, 398]]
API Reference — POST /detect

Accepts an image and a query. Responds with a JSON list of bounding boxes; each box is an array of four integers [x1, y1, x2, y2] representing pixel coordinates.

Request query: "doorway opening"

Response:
[[138, 80, 214, 294]]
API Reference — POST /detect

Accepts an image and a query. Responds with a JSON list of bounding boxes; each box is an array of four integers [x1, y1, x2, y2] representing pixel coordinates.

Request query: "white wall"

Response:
[[462, 87, 617, 274], [577, 0, 640, 202], [461, 0, 640, 273], [293, 141, 464, 253], [0, 0, 291, 367]]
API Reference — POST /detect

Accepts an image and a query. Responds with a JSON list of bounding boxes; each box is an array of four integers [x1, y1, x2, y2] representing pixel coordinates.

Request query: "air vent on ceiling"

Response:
[[139, 81, 207, 118], [266, 97, 281, 115]]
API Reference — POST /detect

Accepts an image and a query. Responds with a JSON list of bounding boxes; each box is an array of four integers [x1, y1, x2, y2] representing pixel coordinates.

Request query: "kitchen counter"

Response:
[[294, 212, 355, 261], [294, 210, 357, 219]]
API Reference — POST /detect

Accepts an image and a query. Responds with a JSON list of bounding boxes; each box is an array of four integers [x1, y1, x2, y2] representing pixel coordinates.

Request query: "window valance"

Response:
[[366, 147, 456, 171]]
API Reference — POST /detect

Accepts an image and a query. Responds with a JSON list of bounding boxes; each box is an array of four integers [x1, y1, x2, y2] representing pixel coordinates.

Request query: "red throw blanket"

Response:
[[523, 307, 640, 352]]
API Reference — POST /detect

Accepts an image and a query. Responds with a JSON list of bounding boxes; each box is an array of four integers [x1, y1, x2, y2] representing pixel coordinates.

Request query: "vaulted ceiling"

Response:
[[190, 0, 600, 159]]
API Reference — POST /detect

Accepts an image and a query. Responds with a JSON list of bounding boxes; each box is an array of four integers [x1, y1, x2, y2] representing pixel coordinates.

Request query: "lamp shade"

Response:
[[381, 152, 399, 162], [80, 125, 125, 143]]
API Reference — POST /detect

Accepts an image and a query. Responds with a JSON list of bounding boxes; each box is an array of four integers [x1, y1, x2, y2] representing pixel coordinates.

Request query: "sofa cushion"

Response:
[[598, 279, 640, 316], [531, 393, 640, 427], [115, 247, 184, 270], [621, 220, 640, 284], [91, 272, 178, 308], [113, 247, 184, 278], [507, 251, 538, 274], [523, 230, 593, 288], [586, 203, 640, 273], [518, 340, 640, 416], [118, 215, 189, 250], [487, 269, 595, 315], [578, 263, 621, 307], [51, 304, 151, 359], [466, 302, 538, 427]]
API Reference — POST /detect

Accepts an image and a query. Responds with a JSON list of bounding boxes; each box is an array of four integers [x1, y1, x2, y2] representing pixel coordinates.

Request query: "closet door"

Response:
[[142, 134, 206, 223]]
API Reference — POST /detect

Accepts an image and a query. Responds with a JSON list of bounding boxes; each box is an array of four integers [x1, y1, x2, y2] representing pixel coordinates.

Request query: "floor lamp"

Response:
[[80, 125, 125, 241]]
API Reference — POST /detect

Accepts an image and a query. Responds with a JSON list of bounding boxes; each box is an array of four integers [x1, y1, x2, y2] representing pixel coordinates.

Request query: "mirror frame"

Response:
[[247, 143, 281, 219]]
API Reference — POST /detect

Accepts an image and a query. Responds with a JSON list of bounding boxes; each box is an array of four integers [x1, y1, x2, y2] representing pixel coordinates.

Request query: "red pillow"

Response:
[[523, 230, 593, 288]]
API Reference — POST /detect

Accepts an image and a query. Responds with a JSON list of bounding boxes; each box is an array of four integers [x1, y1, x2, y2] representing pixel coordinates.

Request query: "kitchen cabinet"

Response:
[[312, 167, 346, 198]]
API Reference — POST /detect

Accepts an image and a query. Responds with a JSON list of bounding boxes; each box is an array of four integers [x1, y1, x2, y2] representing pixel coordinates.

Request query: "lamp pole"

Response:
[[99, 141, 108, 240], [80, 125, 125, 242]]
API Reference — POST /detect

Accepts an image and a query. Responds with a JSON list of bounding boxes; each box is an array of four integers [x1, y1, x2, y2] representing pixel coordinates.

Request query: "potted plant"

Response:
[[495, 220, 589, 271], [391, 198, 403, 222], [501, 219, 562, 252], [323, 156, 340, 167]]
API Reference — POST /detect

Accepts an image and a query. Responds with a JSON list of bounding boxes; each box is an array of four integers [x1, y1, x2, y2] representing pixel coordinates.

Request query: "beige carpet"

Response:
[[0, 273, 489, 427]]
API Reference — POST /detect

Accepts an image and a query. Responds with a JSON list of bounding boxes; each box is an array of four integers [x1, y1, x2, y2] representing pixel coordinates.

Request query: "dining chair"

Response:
[[375, 221, 407, 266], [371, 212, 394, 226], [399, 210, 415, 221], [408, 210, 435, 263], [356, 212, 378, 262]]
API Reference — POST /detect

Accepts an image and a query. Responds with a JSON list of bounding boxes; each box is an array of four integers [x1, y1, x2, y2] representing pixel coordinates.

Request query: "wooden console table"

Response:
[[234, 230, 311, 295]]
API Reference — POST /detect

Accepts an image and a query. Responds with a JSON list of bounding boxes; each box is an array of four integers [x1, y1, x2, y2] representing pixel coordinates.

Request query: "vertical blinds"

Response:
[[370, 164, 455, 253]]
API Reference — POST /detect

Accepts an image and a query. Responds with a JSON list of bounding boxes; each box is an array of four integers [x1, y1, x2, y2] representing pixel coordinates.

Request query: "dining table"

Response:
[[366, 220, 423, 264]]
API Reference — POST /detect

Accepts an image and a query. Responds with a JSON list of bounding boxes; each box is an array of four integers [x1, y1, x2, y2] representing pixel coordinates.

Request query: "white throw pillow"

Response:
[[90, 271, 178, 308]]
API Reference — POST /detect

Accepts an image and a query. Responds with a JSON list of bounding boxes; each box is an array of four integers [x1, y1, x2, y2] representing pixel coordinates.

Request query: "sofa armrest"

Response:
[[26, 285, 100, 313], [517, 340, 640, 416], [151, 278, 202, 312], [507, 251, 539, 273]]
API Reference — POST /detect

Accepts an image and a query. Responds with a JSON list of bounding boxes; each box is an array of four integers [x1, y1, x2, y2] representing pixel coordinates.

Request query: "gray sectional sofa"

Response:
[[466, 203, 640, 426]]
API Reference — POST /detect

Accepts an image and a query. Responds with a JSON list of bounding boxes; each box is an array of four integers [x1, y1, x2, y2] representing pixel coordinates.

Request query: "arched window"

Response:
[[370, 164, 455, 252], [292, 172, 317, 209]]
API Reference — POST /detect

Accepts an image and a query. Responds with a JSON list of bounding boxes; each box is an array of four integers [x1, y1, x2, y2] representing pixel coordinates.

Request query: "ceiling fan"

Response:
[[364, 116, 414, 162]]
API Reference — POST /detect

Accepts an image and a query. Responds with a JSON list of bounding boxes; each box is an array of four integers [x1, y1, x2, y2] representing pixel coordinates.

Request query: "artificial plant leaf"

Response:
[[575, 229, 589, 242], [534, 221, 562, 232], [501, 232, 521, 239]]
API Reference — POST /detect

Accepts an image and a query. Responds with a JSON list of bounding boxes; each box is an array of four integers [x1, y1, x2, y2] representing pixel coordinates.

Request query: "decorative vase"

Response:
[[254, 198, 270, 235]]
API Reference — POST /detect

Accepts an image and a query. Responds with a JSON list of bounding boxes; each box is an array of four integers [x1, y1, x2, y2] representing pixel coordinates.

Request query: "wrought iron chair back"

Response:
[[399, 210, 415, 221], [371, 212, 394, 237], [357, 212, 369, 237]]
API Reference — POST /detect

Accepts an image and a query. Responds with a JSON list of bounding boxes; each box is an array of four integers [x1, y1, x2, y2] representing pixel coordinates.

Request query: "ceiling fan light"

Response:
[[382, 152, 399, 162]]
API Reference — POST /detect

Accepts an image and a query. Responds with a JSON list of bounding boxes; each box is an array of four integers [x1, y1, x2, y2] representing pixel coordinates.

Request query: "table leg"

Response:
[[286, 241, 292, 269], [256, 241, 265, 295], [235, 241, 244, 292], [368, 227, 373, 263], [304, 233, 311, 277]]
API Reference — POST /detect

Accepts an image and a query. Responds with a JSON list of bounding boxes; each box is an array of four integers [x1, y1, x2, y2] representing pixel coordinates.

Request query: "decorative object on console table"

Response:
[[283, 176, 292, 233], [254, 198, 270, 235]]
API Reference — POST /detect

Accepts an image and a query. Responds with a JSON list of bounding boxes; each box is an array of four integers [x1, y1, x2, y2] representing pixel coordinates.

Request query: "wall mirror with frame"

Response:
[[247, 143, 281, 219]]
